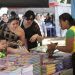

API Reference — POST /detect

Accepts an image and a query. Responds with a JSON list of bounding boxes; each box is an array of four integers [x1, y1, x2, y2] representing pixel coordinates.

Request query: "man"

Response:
[[21, 10, 43, 51]]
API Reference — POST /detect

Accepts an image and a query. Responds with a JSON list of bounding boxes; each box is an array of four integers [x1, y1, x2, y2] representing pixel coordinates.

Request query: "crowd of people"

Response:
[[0, 10, 44, 53], [0, 9, 75, 75], [0, 10, 56, 52]]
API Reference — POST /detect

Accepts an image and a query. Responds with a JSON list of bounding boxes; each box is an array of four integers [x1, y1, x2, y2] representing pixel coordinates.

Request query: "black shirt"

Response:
[[21, 21, 41, 50]]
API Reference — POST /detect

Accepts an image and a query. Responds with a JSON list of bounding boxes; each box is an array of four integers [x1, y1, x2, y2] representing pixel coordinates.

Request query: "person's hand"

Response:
[[47, 42, 58, 57], [17, 40, 23, 46], [0, 44, 6, 50], [47, 43, 58, 51], [29, 34, 38, 42], [0, 40, 7, 51]]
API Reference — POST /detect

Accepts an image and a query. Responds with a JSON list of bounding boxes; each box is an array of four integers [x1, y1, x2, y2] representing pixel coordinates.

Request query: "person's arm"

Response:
[[30, 34, 44, 42], [36, 34, 44, 42], [7, 47, 19, 54], [29, 33, 43, 43], [0, 40, 7, 51], [18, 27, 26, 46], [29, 23, 43, 43], [48, 29, 74, 53], [0, 44, 6, 51], [56, 38, 73, 53], [7, 46, 29, 54]]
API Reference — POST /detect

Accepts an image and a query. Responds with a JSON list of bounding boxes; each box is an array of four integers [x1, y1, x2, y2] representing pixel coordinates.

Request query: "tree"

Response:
[[60, 0, 65, 3]]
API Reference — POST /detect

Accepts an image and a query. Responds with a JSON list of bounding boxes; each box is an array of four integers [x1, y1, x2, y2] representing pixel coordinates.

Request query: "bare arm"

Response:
[[7, 46, 29, 54], [56, 38, 73, 53], [29, 34, 43, 42], [0, 40, 7, 51], [48, 38, 73, 53], [36, 34, 44, 42], [18, 27, 26, 46]]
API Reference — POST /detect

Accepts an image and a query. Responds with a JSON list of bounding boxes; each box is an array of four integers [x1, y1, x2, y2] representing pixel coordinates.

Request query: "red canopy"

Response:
[[49, 2, 59, 7]]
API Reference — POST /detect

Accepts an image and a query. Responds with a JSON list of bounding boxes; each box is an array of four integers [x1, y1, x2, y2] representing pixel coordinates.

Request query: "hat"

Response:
[[23, 10, 35, 20]]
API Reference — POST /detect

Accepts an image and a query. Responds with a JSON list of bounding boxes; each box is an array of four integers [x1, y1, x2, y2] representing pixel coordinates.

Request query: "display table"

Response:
[[0, 63, 33, 75], [0, 53, 41, 75], [0, 51, 73, 75], [0, 40, 73, 75], [30, 45, 73, 75]]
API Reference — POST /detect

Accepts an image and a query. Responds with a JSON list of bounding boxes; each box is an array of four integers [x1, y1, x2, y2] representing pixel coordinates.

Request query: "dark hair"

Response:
[[59, 13, 75, 26], [23, 10, 35, 20], [10, 11, 17, 16], [8, 11, 19, 23], [47, 13, 50, 16]]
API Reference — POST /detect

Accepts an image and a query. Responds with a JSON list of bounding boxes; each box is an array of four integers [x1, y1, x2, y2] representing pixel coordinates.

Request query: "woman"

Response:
[[0, 14, 8, 25], [47, 13, 75, 75], [7, 15, 25, 45], [21, 10, 43, 51], [0, 14, 28, 54]]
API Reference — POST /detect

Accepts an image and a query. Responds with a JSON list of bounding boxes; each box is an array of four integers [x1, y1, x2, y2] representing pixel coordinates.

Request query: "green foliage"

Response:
[[60, 0, 65, 3], [0, 49, 7, 58]]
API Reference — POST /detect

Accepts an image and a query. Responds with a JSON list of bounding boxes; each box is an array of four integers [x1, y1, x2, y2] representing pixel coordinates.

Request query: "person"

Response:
[[47, 13, 75, 75], [21, 10, 43, 51], [0, 12, 28, 54], [0, 39, 7, 58], [34, 13, 45, 37], [44, 13, 56, 37], [0, 40, 7, 51], [0, 14, 8, 25]]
